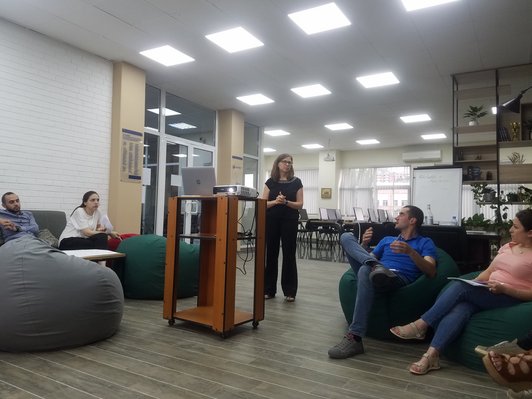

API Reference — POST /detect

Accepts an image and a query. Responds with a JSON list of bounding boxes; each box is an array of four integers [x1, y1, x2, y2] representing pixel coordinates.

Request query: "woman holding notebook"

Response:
[[59, 191, 120, 250], [390, 208, 532, 375]]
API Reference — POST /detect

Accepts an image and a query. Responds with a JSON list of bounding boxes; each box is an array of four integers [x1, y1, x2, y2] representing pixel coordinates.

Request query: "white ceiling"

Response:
[[1, 0, 531, 155]]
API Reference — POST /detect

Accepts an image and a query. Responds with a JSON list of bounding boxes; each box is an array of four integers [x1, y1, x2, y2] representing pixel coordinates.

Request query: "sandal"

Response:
[[390, 322, 426, 340], [409, 353, 441, 375], [483, 351, 532, 392]]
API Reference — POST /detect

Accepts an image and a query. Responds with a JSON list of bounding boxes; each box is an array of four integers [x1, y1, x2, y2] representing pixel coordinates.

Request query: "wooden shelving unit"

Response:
[[163, 195, 266, 337]]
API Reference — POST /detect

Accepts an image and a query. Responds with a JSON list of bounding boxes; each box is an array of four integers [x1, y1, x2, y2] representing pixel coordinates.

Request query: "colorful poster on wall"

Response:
[[121, 128, 143, 183]]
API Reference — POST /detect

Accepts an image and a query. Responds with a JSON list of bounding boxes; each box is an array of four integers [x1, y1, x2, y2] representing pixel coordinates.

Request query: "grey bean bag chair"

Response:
[[0, 235, 124, 352]]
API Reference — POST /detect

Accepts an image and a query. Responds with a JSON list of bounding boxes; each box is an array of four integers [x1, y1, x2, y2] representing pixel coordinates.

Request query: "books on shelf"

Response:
[[498, 126, 510, 142]]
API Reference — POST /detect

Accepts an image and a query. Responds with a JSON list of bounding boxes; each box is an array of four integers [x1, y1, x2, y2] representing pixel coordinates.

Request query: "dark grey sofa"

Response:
[[0, 210, 66, 246]]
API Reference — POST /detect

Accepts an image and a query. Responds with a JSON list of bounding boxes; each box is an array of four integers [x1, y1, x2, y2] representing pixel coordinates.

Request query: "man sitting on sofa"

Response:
[[328, 205, 437, 359], [0, 192, 39, 243]]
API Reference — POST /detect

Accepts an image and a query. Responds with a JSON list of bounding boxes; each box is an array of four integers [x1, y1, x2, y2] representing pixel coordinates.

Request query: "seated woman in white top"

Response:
[[59, 191, 120, 250]]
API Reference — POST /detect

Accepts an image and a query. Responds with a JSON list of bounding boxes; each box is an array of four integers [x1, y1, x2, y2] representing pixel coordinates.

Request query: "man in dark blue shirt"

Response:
[[328, 205, 437, 359], [0, 192, 39, 243]]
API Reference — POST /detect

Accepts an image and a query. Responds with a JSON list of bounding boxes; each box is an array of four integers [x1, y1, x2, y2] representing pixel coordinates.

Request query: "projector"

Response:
[[213, 185, 258, 198]]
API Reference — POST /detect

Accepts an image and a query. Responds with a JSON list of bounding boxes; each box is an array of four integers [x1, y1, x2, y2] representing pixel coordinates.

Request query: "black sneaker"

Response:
[[369, 265, 400, 291], [328, 334, 364, 359]]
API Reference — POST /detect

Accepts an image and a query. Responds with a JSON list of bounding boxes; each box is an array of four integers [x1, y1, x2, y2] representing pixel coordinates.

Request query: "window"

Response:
[[339, 167, 410, 217], [295, 169, 318, 215]]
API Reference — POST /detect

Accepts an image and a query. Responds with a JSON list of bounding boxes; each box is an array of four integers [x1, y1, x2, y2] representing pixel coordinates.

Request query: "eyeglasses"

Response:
[[280, 160, 293, 165]]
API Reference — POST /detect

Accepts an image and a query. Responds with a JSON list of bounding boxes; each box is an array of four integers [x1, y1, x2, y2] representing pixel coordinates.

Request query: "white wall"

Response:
[[0, 19, 113, 214]]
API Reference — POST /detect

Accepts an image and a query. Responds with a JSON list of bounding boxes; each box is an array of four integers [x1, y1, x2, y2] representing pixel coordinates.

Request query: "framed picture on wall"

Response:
[[321, 187, 332, 199]]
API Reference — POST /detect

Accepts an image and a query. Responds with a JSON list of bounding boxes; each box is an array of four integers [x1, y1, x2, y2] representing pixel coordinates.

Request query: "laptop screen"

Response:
[[353, 207, 365, 221], [181, 167, 216, 196]]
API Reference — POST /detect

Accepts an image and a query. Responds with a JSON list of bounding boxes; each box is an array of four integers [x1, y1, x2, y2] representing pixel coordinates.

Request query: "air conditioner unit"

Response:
[[402, 150, 442, 163]]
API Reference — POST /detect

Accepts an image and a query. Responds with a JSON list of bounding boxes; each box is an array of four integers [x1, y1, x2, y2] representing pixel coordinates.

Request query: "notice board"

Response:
[[411, 167, 462, 225]]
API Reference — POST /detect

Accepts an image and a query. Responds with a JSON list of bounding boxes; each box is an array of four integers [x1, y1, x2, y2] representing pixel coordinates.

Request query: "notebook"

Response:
[[181, 167, 216, 196]]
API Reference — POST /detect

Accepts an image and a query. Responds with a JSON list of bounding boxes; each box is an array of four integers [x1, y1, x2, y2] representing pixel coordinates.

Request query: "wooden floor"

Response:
[[0, 256, 507, 399]]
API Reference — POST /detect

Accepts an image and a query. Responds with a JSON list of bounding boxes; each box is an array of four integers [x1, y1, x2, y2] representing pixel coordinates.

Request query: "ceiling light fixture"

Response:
[[356, 139, 380, 145], [264, 130, 290, 136], [169, 122, 196, 129], [421, 133, 446, 140], [325, 123, 353, 131], [402, 0, 460, 12], [301, 144, 324, 149], [400, 114, 431, 123], [263, 147, 277, 153], [140, 45, 194, 66], [291, 84, 331, 98], [205, 27, 264, 53], [356, 72, 399, 88], [236, 94, 274, 106], [147, 108, 181, 116], [288, 2, 351, 35]]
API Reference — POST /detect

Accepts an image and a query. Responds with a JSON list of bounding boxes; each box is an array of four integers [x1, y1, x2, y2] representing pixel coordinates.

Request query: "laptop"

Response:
[[367, 208, 378, 223], [377, 209, 387, 223], [319, 208, 328, 220], [353, 207, 365, 222], [181, 167, 216, 196], [327, 208, 338, 221]]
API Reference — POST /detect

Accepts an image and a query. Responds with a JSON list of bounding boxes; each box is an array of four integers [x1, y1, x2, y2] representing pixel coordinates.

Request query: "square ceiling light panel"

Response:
[[147, 108, 181, 116], [264, 130, 291, 136], [402, 0, 459, 12], [325, 123, 353, 131], [140, 45, 194, 66], [291, 84, 331, 98], [400, 114, 431, 123], [301, 144, 324, 149], [356, 72, 400, 88], [421, 133, 446, 140], [237, 94, 274, 105], [205, 27, 264, 53], [169, 123, 196, 129], [288, 2, 351, 35], [356, 139, 380, 145], [263, 147, 277, 153]]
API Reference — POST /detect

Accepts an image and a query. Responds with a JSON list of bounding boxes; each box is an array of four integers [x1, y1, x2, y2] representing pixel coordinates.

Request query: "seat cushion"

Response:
[[118, 235, 199, 299], [0, 235, 123, 352], [339, 248, 460, 340]]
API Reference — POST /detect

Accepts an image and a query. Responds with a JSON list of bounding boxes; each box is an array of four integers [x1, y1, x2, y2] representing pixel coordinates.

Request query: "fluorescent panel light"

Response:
[[263, 147, 277, 153], [356, 139, 380, 145], [172, 154, 187, 157], [356, 72, 399, 88], [400, 114, 431, 123], [291, 84, 331, 98], [264, 130, 290, 137], [147, 108, 181, 116], [402, 0, 459, 12], [169, 122, 196, 129], [325, 123, 353, 131], [301, 143, 324, 149], [288, 3, 351, 35], [236, 94, 274, 106], [205, 27, 264, 53], [140, 45, 194, 66], [421, 133, 446, 140]]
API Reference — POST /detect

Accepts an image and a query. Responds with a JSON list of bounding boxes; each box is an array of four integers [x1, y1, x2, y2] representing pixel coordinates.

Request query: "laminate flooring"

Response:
[[0, 257, 508, 399]]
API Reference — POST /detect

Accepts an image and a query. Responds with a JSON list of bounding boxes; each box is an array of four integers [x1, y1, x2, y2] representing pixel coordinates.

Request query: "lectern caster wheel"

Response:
[[168, 319, 175, 326], [252, 321, 259, 328]]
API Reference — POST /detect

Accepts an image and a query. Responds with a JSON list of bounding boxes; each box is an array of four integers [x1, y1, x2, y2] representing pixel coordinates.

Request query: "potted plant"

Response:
[[461, 213, 492, 231], [463, 105, 488, 126]]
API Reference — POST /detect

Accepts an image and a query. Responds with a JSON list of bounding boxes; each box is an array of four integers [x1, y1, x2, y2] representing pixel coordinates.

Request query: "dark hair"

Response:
[[515, 208, 532, 231], [404, 205, 424, 229], [71, 191, 99, 216], [270, 153, 294, 181], [1, 192, 15, 205]]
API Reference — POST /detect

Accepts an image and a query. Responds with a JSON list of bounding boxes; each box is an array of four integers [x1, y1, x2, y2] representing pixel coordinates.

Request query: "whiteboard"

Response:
[[411, 167, 462, 226]]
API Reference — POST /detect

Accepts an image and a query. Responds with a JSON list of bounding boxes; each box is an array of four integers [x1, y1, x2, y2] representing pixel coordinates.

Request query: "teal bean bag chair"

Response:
[[0, 236, 123, 352], [443, 272, 532, 371], [338, 248, 460, 340], [118, 234, 199, 299]]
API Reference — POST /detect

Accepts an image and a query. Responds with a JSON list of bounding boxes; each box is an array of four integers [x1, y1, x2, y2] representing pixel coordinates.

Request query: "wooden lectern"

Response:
[[163, 195, 266, 337]]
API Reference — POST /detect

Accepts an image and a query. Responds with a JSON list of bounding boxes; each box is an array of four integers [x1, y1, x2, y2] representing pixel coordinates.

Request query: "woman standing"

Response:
[[390, 208, 532, 375], [262, 154, 304, 302], [59, 191, 120, 250]]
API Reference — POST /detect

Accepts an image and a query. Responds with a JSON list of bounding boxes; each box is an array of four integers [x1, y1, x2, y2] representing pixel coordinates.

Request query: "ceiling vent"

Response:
[[402, 150, 441, 163]]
